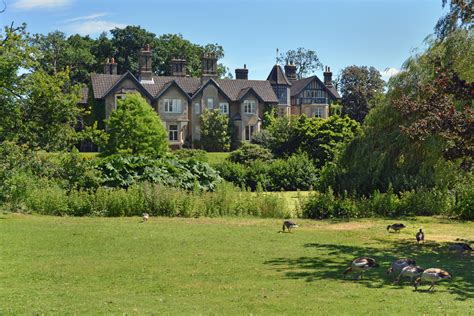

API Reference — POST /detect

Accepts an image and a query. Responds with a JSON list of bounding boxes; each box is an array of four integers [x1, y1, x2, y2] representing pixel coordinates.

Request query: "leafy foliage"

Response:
[[94, 155, 221, 191], [277, 47, 323, 79], [264, 115, 361, 168], [104, 94, 168, 157], [228, 142, 273, 165], [339, 65, 385, 122], [216, 153, 318, 191], [199, 109, 232, 152]]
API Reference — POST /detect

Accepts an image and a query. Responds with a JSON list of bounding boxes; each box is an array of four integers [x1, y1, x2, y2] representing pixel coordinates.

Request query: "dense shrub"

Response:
[[93, 155, 221, 191], [216, 153, 318, 191], [174, 149, 208, 162], [228, 142, 273, 165], [302, 187, 461, 219]]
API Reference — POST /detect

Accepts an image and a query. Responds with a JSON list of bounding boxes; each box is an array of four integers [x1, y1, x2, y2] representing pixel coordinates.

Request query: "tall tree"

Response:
[[339, 66, 385, 122], [435, 0, 473, 39], [277, 47, 323, 79], [31, 31, 96, 84], [110, 25, 157, 75]]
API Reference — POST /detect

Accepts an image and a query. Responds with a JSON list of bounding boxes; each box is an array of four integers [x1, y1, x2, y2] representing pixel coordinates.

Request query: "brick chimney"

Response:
[[284, 61, 297, 81], [171, 59, 186, 77], [139, 44, 153, 83], [235, 64, 248, 80], [103, 58, 111, 74], [201, 53, 218, 82], [110, 57, 117, 75], [323, 66, 333, 86]]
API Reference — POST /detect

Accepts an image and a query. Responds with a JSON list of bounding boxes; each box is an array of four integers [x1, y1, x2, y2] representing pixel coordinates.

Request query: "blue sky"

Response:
[[2, 0, 446, 80]]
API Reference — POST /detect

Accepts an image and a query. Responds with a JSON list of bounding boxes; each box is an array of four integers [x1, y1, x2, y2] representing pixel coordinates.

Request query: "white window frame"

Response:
[[114, 94, 126, 109], [168, 124, 179, 141], [316, 108, 323, 118], [207, 98, 214, 109], [164, 99, 182, 113], [244, 100, 256, 114], [219, 102, 229, 114], [245, 125, 255, 141], [194, 103, 201, 114]]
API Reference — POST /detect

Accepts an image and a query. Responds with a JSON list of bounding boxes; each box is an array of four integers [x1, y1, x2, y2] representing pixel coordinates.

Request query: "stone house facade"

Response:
[[80, 46, 340, 149]]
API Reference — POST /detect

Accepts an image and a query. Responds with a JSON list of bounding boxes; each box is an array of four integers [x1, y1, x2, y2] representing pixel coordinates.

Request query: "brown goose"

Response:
[[281, 220, 299, 233], [343, 257, 379, 279], [414, 268, 451, 291], [387, 258, 416, 276], [387, 223, 406, 232], [394, 265, 424, 284]]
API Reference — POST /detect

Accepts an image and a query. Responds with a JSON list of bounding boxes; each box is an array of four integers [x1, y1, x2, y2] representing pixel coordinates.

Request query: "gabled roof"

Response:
[[266, 64, 291, 86], [290, 75, 341, 99], [155, 80, 191, 101], [191, 78, 232, 102], [92, 71, 154, 100], [236, 87, 264, 103]]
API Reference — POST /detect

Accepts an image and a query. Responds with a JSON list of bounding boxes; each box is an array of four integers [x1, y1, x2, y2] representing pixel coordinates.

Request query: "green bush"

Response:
[[216, 153, 318, 191], [174, 149, 208, 162], [302, 189, 362, 219], [228, 142, 273, 165], [94, 155, 221, 191]]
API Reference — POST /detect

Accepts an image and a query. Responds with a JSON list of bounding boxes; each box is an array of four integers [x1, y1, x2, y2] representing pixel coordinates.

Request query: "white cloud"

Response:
[[68, 20, 126, 35], [381, 67, 401, 81], [13, 0, 72, 9], [64, 12, 108, 23]]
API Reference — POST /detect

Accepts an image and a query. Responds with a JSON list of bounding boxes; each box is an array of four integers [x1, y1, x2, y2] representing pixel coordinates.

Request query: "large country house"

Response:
[[80, 45, 340, 148]]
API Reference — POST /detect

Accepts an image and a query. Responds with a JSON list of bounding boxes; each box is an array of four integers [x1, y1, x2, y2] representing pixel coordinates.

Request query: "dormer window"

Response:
[[244, 100, 256, 114]]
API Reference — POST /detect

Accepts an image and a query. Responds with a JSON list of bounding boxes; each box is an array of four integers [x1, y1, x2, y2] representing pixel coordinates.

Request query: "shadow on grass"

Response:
[[264, 240, 473, 300]]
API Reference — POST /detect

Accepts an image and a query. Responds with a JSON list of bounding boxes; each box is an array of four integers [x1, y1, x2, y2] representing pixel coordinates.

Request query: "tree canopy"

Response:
[[339, 66, 385, 122], [104, 94, 169, 157], [277, 47, 323, 79]]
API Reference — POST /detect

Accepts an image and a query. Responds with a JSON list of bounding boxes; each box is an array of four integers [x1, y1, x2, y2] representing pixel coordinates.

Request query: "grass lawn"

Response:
[[0, 215, 472, 314], [206, 152, 230, 166]]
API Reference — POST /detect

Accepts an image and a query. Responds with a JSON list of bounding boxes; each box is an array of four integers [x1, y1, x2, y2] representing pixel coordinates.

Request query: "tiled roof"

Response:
[[266, 64, 291, 86], [290, 76, 341, 99], [89, 74, 279, 103]]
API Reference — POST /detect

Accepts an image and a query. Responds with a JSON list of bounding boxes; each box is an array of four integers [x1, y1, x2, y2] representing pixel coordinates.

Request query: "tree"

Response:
[[277, 47, 323, 79], [228, 142, 273, 165], [435, 0, 472, 39], [110, 25, 157, 76], [31, 31, 96, 84], [264, 115, 361, 167], [1, 24, 82, 150], [339, 66, 385, 122], [199, 109, 231, 152], [105, 94, 168, 157]]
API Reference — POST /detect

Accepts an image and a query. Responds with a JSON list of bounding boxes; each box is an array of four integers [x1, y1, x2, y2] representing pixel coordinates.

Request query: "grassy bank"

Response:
[[0, 215, 472, 314]]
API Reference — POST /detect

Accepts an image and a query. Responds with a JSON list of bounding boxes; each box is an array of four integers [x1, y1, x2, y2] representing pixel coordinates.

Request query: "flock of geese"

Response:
[[282, 220, 472, 292]]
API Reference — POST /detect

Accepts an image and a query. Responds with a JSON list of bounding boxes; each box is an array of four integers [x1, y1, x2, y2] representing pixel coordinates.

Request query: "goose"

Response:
[[448, 242, 472, 254], [343, 257, 379, 279], [387, 223, 406, 232], [387, 258, 416, 276], [414, 268, 451, 291], [416, 229, 424, 243], [281, 220, 299, 233], [142, 213, 150, 222], [394, 265, 424, 284]]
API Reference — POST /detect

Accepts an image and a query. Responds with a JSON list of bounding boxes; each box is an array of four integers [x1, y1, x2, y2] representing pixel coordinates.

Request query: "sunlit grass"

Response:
[[0, 215, 472, 314]]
